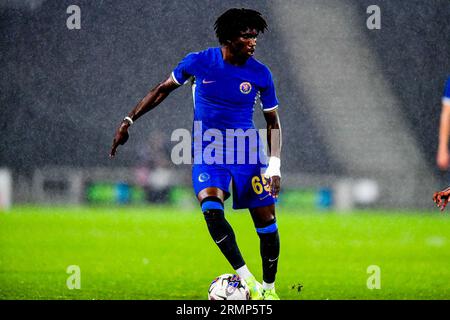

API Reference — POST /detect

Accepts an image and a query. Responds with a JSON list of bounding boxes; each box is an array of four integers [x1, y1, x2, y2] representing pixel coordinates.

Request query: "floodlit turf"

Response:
[[1, 205, 450, 300]]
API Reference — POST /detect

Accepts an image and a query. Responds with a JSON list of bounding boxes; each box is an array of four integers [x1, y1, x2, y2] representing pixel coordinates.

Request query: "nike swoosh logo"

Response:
[[268, 257, 278, 262], [215, 235, 228, 244], [203, 79, 216, 84], [259, 194, 270, 200]]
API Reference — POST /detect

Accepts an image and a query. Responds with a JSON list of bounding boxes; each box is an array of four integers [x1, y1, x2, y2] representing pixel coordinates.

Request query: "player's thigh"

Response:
[[230, 164, 274, 210], [249, 204, 276, 226], [197, 187, 226, 203], [192, 164, 231, 204]]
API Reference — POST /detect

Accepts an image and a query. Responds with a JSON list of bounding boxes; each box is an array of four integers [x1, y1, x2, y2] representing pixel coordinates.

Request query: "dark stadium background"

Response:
[[1, 0, 450, 302], [1, 0, 450, 208]]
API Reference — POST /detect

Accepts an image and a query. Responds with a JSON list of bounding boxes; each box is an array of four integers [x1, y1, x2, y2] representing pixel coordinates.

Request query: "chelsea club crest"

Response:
[[198, 172, 210, 182], [239, 82, 252, 94]]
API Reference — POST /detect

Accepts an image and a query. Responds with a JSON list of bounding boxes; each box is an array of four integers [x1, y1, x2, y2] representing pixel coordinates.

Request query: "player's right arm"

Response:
[[109, 76, 180, 158]]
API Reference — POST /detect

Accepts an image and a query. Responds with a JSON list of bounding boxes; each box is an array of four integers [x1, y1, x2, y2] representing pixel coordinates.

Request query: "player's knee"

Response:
[[255, 218, 278, 234], [251, 205, 276, 225], [201, 196, 224, 220]]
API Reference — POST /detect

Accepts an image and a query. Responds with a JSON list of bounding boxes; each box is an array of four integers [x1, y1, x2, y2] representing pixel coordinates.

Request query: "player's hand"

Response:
[[109, 122, 130, 158], [437, 149, 450, 170], [268, 175, 281, 198], [433, 187, 450, 212], [264, 156, 281, 198]]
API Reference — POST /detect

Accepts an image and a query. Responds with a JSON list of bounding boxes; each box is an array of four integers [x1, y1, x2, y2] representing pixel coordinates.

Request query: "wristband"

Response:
[[123, 116, 134, 125], [264, 156, 281, 178]]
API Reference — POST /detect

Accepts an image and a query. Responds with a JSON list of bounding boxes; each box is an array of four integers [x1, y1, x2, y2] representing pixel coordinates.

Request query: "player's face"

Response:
[[230, 28, 258, 58]]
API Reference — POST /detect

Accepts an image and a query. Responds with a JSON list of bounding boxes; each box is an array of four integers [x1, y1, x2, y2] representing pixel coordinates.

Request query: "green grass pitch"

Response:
[[1, 205, 450, 300]]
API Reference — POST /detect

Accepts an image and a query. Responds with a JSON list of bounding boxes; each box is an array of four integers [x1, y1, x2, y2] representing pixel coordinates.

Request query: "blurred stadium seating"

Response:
[[1, 0, 450, 210]]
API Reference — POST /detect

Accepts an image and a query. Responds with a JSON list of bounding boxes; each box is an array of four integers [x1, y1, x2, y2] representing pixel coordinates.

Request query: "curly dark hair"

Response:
[[214, 8, 268, 45]]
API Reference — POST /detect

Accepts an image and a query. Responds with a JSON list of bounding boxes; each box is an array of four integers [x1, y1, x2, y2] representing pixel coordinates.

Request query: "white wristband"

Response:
[[264, 156, 281, 178], [123, 116, 134, 125]]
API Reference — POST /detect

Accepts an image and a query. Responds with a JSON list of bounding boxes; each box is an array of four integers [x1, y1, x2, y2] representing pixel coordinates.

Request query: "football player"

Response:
[[110, 8, 282, 300]]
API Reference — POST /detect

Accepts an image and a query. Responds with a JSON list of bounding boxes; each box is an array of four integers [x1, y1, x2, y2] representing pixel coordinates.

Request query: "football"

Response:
[[208, 274, 250, 300]]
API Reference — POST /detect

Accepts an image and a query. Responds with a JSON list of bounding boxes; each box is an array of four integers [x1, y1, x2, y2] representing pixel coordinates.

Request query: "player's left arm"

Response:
[[263, 109, 282, 198], [437, 78, 450, 170]]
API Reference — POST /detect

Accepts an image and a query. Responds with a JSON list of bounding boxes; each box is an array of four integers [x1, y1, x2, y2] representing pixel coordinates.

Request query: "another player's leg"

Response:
[[250, 204, 280, 300], [198, 188, 263, 300]]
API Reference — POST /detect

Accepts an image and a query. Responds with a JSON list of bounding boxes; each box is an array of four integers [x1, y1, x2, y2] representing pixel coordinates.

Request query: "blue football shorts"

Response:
[[192, 163, 276, 210]]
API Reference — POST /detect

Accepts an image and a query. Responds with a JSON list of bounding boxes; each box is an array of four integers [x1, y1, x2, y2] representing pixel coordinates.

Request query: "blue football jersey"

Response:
[[171, 47, 279, 165], [443, 76, 450, 105]]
